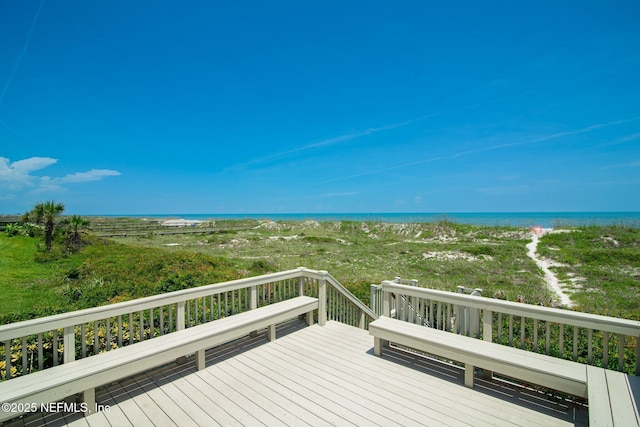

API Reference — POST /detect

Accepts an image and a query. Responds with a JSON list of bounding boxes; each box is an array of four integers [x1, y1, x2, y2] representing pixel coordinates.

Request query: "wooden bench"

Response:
[[369, 316, 587, 396], [0, 296, 318, 422], [370, 316, 640, 426], [587, 365, 640, 427]]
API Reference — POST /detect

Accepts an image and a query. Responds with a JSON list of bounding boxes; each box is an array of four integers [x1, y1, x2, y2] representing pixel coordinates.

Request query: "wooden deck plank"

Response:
[[180, 372, 266, 426], [605, 370, 640, 426], [198, 366, 312, 427], [128, 374, 198, 427], [13, 319, 591, 426], [295, 322, 576, 427], [160, 379, 230, 426], [223, 356, 351, 426], [236, 349, 378, 426], [250, 342, 428, 426]]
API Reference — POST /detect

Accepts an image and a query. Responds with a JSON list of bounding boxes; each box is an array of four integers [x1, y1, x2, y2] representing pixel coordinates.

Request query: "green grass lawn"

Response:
[[0, 235, 80, 321]]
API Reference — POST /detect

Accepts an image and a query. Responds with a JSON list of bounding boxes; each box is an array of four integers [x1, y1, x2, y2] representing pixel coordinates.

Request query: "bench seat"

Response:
[[0, 296, 318, 422], [587, 365, 640, 427], [369, 316, 587, 397]]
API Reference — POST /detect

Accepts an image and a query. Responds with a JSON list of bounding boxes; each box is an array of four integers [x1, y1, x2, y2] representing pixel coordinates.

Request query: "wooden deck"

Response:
[[8, 320, 588, 426]]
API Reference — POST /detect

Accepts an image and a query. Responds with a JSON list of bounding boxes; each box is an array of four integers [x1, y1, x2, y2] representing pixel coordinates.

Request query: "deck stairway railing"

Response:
[[378, 281, 640, 375], [0, 267, 377, 380]]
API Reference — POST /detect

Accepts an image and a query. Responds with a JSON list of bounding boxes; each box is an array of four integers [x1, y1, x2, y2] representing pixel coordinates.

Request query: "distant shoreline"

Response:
[[84, 212, 640, 229]]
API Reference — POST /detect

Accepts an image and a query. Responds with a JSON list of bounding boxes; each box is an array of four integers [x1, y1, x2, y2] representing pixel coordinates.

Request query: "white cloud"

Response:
[[53, 169, 121, 184], [0, 156, 58, 191], [0, 156, 120, 197]]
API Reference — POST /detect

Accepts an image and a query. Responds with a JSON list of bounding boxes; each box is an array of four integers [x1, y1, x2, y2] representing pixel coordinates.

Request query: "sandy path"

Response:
[[526, 232, 573, 307]]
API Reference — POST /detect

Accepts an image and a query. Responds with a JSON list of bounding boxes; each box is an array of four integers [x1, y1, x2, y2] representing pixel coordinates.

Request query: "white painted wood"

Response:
[[369, 316, 588, 397], [381, 282, 640, 336], [15, 321, 580, 427], [586, 365, 613, 427], [267, 323, 276, 341], [318, 272, 327, 326], [84, 387, 96, 415], [605, 369, 640, 426], [195, 349, 205, 370], [288, 322, 568, 427], [0, 268, 311, 341], [0, 296, 318, 423]]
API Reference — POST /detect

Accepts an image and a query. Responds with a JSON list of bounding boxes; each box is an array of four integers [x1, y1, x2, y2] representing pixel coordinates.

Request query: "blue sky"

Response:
[[1, 1, 639, 215]]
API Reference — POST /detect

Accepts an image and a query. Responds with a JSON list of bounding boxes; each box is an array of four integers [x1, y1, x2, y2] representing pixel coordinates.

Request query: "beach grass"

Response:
[[2, 219, 638, 323]]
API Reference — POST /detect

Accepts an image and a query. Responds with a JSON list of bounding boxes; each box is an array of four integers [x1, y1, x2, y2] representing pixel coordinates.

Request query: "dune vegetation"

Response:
[[2, 217, 638, 324]]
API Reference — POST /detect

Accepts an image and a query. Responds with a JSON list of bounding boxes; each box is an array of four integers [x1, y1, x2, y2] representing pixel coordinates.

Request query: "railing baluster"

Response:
[[118, 315, 123, 346], [140, 311, 145, 339], [159, 307, 164, 335], [21, 336, 27, 374], [603, 331, 609, 368], [210, 295, 215, 319], [618, 334, 625, 371], [186, 301, 191, 327], [217, 293, 221, 318], [587, 329, 593, 364], [509, 315, 513, 346], [573, 326, 578, 361], [53, 329, 58, 366], [545, 322, 550, 355], [106, 318, 111, 351], [520, 317, 525, 348], [129, 313, 134, 342], [38, 333, 43, 370], [559, 324, 564, 358], [497, 313, 502, 343], [533, 320, 539, 352], [4, 340, 10, 379]]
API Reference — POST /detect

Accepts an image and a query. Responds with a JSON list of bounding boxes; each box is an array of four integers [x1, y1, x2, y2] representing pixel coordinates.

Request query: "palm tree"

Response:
[[63, 215, 90, 250], [32, 201, 65, 251]]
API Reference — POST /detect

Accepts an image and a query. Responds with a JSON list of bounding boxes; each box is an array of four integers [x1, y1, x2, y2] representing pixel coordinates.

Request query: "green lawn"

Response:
[[0, 235, 80, 321]]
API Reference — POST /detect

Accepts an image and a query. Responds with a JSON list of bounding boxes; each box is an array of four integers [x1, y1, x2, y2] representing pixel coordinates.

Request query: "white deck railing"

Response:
[[378, 281, 640, 375], [0, 268, 377, 380]]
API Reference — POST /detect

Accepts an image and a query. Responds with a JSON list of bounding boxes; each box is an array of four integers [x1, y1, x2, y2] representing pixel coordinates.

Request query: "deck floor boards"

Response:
[[10, 320, 588, 426]]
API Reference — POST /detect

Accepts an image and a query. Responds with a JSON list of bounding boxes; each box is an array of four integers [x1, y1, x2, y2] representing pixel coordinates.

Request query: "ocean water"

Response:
[[110, 212, 640, 229]]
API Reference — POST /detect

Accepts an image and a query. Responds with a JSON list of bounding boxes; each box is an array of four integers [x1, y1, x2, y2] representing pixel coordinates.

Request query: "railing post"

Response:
[[483, 309, 493, 343], [382, 282, 391, 317], [318, 271, 327, 326], [370, 284, 378, 314], [176, 302, 185, 331], [250, 285, 257, 310], [63, 326, 75, 363], [298, 267, 305, 296]]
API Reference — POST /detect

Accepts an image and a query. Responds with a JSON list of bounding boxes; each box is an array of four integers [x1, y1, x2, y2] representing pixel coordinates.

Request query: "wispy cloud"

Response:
[[599, 160, 640, 171], [319, 191, 358, 198], [227, 112, 445, 172], [0, 156, 121, 196], [320, 116, 640, 185], [0, 0, 45, 108]]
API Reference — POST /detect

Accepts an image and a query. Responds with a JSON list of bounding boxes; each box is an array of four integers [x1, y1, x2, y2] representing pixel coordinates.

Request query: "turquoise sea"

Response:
[[108, 212, 640, 229]]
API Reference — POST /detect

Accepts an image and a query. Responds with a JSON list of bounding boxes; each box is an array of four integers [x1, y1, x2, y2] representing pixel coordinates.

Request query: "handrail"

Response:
[[381, 282, 640, 375], [0, 268, 305, 340], [382, 282, 640, 336], [301, 269, 378, 323], [1, 268, 377, 380]]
